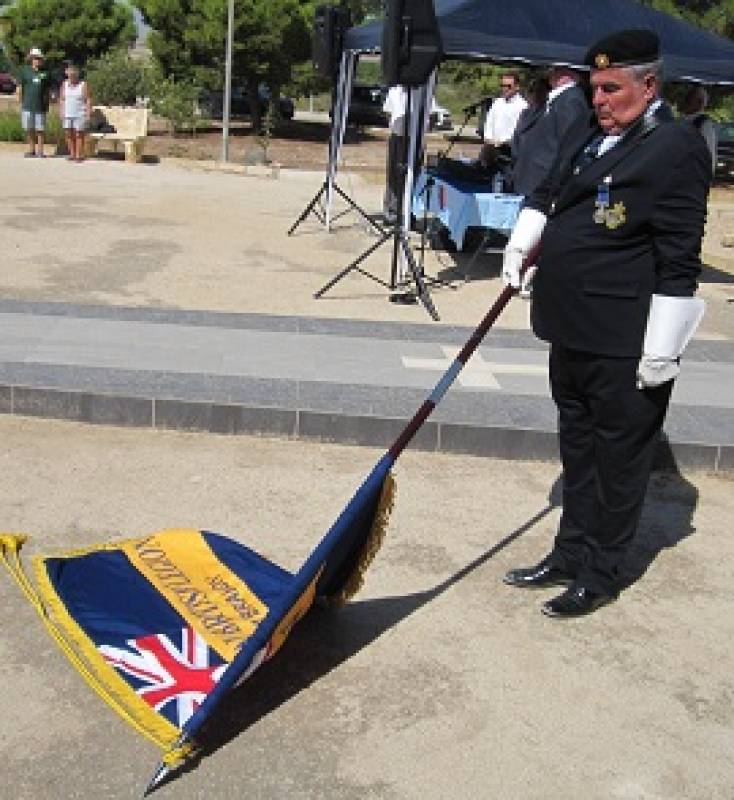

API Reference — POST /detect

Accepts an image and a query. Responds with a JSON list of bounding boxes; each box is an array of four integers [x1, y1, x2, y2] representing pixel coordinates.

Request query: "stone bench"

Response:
[[86, 106, 148, 163]]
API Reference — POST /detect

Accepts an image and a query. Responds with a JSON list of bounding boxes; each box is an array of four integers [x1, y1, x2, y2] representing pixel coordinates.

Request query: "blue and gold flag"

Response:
[[1, 454, 396, 780]]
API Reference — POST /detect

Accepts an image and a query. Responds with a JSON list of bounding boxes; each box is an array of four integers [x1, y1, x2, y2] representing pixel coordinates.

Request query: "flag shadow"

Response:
[[192, 501, 556, 764]]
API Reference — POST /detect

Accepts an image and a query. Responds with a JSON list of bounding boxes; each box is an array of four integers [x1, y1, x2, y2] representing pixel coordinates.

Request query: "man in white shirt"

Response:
[[483, 72, 528, 148]]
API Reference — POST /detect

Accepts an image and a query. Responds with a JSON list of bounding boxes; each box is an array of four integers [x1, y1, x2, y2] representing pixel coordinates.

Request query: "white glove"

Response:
[[502, 247, 524, 289], [502, 208, 546, 291], [636, 356, 680, 389], [636, 295, 705, 389], [502, 252, 537, 295]]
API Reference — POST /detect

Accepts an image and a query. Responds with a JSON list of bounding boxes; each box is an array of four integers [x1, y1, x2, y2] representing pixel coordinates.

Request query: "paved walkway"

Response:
[[1, 299, 732, 471], [0, 149, 732, 471]]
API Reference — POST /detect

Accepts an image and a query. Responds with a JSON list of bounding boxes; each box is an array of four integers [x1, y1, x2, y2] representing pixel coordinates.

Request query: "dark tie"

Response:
[[575, 134, 605, 169]]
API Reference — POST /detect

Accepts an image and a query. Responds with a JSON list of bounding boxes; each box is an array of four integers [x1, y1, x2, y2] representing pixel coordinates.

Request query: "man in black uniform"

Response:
[[500, 29, 710, 618], [511, 65, 589, 197]]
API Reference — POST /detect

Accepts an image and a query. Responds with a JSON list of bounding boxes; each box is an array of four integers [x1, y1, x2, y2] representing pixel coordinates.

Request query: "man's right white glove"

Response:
[[502, 208, 546, 292]]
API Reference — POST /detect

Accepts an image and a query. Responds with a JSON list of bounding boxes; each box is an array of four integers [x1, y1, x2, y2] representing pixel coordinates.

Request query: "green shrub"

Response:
[[86, 49, 147, 106], [148, 71, 200, 136], [45, 110, 63, 145], [0, 109, 63, 144], [0, 111, 24, 141]]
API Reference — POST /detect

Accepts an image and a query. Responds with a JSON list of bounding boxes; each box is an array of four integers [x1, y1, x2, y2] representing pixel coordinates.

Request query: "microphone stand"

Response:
[[441, 99, 485, 159], [415, 173, 435, 275]]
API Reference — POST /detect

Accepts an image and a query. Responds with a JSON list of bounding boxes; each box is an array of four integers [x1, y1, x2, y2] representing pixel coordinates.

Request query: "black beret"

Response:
[[584, 29, 660, 70]]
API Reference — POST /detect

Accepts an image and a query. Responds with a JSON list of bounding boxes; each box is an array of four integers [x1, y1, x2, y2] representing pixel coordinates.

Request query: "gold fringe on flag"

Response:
[[326, 469, 396, 607]]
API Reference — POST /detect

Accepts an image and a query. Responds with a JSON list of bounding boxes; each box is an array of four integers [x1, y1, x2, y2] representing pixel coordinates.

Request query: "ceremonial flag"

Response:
[[0, 455, 396, 786], [2, 274, 524, 791]]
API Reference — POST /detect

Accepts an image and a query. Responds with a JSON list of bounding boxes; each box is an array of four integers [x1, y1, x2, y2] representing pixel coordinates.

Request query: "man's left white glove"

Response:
[[636, 356, 681, 388], [636, 295, 705, 389], [502, 208, 546, 292]]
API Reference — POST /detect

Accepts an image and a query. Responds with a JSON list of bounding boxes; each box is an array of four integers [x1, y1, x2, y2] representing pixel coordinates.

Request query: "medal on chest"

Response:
[[593, 175, 626, 230]]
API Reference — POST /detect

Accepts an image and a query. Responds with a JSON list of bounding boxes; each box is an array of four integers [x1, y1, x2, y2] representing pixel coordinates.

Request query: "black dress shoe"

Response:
[[503, 557, 574, 589], [541, 585, 614, 618]]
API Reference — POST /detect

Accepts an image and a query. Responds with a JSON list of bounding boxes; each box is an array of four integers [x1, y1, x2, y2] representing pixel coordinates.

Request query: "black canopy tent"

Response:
[[344, 0, 734, 85], [315, 0, 734, 296]]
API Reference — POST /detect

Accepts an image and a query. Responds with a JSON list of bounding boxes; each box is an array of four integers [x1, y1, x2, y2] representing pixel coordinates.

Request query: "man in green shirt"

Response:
[[19, 47, 52, 157]]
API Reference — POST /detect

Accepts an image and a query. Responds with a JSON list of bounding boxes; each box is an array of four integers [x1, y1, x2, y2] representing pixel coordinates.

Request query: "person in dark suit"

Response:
[[510, 66, 589, 196], [500, 29, 711, 618]]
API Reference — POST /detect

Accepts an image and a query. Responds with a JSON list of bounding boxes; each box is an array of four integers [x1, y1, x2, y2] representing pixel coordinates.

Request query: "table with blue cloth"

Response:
[[412, 170, 524, 251]]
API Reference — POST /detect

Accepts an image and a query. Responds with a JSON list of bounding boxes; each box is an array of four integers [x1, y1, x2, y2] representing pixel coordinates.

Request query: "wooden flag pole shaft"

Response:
[[144, 251, 538, 796], [388, 250, 538, 461]]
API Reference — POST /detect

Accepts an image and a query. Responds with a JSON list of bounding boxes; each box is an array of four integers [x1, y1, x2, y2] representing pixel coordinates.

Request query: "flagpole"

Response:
[[143, 763, 169, 796]]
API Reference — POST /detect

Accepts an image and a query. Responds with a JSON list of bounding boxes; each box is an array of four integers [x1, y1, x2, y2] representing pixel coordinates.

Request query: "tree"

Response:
[[639, 0, 734, 37], [134, 0, 313, 130], [3, 0, 135, 69]]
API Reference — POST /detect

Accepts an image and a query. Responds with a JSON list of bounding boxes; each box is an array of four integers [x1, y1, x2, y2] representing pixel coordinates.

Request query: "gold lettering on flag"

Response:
[[121, 529, 269, 662]]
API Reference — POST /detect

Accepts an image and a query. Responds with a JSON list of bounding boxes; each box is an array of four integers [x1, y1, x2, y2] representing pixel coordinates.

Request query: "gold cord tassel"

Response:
[[327, 470, 396, 607]]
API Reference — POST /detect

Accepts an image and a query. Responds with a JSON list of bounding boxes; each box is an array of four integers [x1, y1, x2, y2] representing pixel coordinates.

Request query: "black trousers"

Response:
[[548, 345, 673, 595]]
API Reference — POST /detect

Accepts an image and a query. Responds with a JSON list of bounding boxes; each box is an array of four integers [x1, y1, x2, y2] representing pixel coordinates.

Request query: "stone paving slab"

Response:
[[0, 301, 732, 472]]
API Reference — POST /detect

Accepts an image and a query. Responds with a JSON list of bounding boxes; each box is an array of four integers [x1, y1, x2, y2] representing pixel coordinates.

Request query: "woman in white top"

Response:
[[60, 65, 92, 162]]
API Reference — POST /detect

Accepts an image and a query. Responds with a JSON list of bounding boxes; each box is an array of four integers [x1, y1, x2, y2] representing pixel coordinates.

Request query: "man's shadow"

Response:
[[189, 497, 559, 768], [160, 455, 697, 785], [618, 434, 700, 587]]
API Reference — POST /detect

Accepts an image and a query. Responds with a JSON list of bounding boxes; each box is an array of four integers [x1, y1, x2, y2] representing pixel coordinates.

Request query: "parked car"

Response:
[[346, 83, 388, 127], [715, 120, 734, 181], [199, 86, 294, 121], [429, 101, 453, 131], [0, 72, 17, 94]]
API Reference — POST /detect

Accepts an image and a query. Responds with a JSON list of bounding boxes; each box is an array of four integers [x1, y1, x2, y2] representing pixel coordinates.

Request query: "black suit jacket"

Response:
[[510, 84, 590, 197], [526, 103, 711, 358]]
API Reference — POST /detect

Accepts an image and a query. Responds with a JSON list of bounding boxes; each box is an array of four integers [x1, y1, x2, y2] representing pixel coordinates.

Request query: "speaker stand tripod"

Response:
[[287, 178, 386, 236], [313, 91, 440, 321], [313, 217, 439, 320]]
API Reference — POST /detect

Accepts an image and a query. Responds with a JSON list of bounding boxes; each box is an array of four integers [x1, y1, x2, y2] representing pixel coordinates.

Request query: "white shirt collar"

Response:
[[546, 82, 576, 107], [597, 98, 663, 157]]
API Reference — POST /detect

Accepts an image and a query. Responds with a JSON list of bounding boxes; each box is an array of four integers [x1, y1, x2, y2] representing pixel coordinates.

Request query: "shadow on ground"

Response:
[[699, 261, 734, 284], [183, 500, 556, 779], [156, 444, 698, 791], [622, 435, 700, 586]]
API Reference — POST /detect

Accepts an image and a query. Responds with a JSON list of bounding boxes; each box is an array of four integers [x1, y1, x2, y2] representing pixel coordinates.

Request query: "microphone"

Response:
[[462, 96, 492, 114]]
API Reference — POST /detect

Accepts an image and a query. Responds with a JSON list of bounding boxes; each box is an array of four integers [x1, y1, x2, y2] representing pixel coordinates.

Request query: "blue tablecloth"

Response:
[[412, 171, 524, 251]]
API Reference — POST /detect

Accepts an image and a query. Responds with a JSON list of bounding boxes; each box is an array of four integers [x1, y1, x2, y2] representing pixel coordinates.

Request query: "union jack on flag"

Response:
[[100, 627, 227, 727]]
